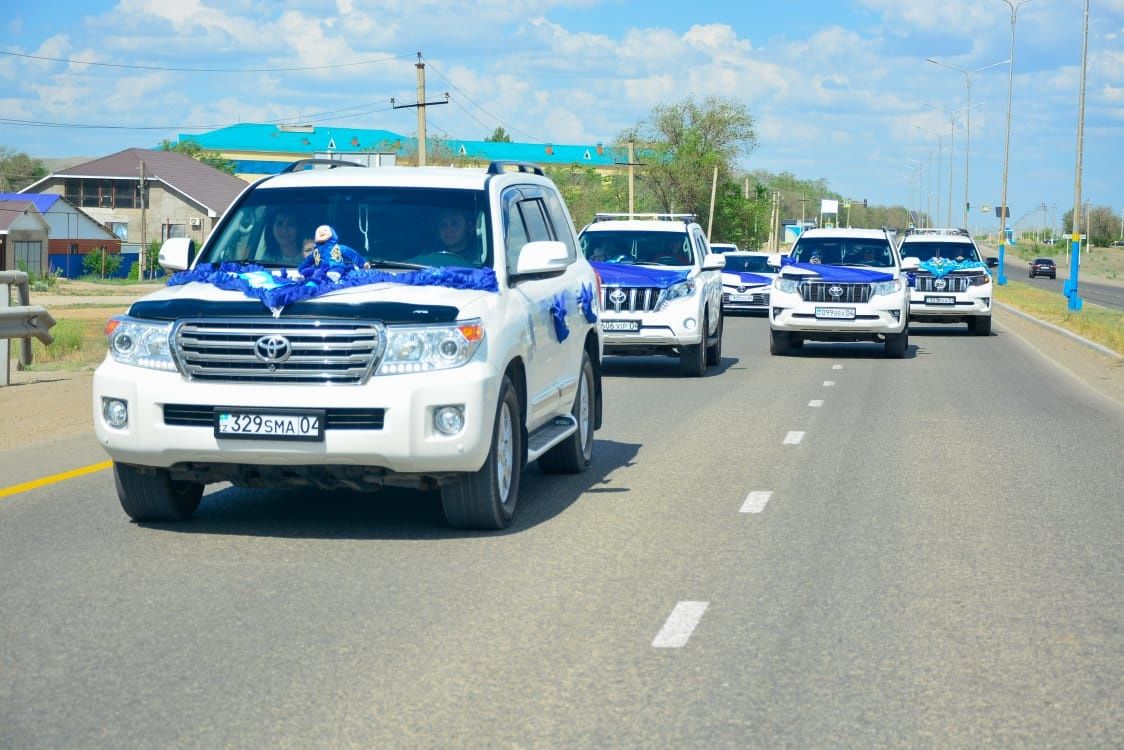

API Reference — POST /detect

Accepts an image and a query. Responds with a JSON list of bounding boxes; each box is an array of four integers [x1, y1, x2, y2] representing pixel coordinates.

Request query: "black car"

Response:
[[985, 256, 999, 268], [1029, 258, 1056, 279]]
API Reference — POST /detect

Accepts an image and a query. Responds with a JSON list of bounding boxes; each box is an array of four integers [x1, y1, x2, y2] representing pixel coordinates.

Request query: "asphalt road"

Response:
[[2, 315, 1122, 748], [999, 255, 1124, 310]]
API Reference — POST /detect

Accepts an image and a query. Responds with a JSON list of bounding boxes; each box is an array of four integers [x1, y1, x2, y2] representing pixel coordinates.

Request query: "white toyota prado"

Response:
[[93, 160, 603, 530], [899, 228, 993, 335]]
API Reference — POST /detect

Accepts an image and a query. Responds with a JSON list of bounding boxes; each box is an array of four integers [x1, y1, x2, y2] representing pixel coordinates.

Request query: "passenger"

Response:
[[263, 208, 311, 263]]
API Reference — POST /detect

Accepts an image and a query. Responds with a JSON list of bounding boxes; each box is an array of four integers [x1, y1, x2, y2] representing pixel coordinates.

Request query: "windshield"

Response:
[[580, 230, 693, 266], [791, 237, 894, 268], [722, 255, 772, 273], [203, 186, 492, 269], [902, 241, 981, 263]]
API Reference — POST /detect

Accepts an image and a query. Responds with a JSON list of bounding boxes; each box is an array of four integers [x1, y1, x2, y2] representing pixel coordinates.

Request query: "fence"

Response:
[[1, 271, 56, 386]]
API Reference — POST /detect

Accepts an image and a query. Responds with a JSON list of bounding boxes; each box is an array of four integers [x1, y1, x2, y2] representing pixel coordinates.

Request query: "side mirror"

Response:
[[158, 237, 196, 272], [901, 256, 921, 271], [767, 253, 782, 268], [514, 240, 569, 277], [701, 253, 726, 271]]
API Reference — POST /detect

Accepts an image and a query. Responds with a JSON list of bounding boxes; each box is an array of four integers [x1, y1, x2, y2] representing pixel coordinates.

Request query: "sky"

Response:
[[2, 0, 1122, 232]]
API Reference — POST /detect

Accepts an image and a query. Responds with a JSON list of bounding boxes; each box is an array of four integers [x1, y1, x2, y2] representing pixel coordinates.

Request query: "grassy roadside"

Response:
[[994, 281, 1123, 355]]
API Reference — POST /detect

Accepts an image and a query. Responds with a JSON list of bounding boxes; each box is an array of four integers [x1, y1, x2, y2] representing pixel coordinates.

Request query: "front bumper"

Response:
[[599, 297, 703, 350], [92, 358, 501, 475], [769, 290, 907, 336], [909, 287, 992, 319], [722, 288, 770, 312]]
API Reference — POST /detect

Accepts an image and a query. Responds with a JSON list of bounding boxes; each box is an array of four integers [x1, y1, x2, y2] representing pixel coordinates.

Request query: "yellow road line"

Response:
[[0, 460, 112, 499]]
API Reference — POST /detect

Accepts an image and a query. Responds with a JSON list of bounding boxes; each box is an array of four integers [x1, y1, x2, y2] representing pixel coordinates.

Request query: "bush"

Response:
[[82, 247, 122, 278], [44, 319, 83, 358]]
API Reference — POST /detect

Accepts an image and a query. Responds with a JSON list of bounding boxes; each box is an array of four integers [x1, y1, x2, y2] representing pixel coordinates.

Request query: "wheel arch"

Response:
[[583, 330, 603, 430], [503, 357, 528, 468]]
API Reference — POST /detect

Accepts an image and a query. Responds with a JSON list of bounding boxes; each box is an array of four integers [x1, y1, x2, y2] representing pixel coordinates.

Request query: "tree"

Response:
[[484, 127, 512, 143], [0, 147, 48, 191], [1062, 205, 1118, 246], [158, 139, 236, 174], [618, 96, 757, 240]]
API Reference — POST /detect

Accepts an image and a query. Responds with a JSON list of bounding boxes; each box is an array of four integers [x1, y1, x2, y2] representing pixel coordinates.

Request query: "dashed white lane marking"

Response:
[[740, 491, 773, 513], [783, 431, 805, 445], [809, 399, 824, 408], [833, 364, 843, 370], [652, 601, 709, 648], [823, 380, 835, 387]]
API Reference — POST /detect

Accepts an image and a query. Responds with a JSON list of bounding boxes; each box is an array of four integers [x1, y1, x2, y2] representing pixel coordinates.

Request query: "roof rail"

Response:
[[592, 212, 698, 224], [486, 160, 544, 176], [281, 158, 365, 173]]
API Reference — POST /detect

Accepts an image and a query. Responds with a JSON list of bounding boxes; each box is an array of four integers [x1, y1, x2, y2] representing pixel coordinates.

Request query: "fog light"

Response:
[[102, 398, 128, 429], [434, 405, 465, 436], [890, 310, 901, 322], [683, 317, 697, 331], [772, 307, 783, 318]]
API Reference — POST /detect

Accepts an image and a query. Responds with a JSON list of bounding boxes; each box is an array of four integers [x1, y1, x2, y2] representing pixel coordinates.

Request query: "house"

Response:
[[0, 200, 50, 273], [0, 193, 119, 276], [21, 148, 248, 253]]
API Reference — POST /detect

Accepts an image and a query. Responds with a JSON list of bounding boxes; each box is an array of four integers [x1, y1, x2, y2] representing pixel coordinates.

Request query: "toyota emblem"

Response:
[[254, 335, 292, 363], [608, 288, 627, 311], [827, 285, 844, 298], [737, 286, 747, 293], [934, 279, 947, 291]]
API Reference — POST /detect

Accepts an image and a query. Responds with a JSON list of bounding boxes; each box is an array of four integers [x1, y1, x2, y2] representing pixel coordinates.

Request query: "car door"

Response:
[[692, 228, 721, 334]]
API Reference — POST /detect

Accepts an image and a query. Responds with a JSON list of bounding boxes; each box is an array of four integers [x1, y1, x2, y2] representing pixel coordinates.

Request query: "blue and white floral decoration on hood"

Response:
[[167, 224, 498, 316], [779, 256, 894, 283]]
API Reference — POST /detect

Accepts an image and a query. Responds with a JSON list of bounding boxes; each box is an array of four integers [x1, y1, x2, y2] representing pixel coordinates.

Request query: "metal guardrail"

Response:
[[1, 271, 57, 386]]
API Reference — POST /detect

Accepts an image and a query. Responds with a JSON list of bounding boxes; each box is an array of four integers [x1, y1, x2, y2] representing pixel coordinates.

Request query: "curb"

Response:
[[995, 302, 1122, 361]]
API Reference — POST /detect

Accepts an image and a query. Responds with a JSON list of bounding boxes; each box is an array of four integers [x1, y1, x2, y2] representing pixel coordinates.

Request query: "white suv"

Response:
[[768, 227, 915, 358], [93, 160, 603, 530], [578, 213, 725, 376], [899, 228, 992, 335]]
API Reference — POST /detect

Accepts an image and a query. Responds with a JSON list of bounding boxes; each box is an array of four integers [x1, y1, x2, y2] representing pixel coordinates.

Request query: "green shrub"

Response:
[[82, 248, 122, 278], [44, 319, 84, 358]]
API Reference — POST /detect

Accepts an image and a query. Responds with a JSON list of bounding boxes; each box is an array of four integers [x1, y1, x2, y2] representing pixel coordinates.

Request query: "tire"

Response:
[[113, 462, 203, 522], [884, 329, 908, 358], [441, 377, 522, 530], [679, 314, 707, 377], [769, 329, 792, 356], [970, 315, 992, 336], [705, 309, 723, 367], [539, 352, 595, 474]]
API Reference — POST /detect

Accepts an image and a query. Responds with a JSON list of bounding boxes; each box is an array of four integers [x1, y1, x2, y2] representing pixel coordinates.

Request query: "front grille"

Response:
[[163, 404, 385, 430], [800, 282, 872, 304], [174, 319, 384, 384], [914, 275, 971, 292], [600, 286, 662, 313]]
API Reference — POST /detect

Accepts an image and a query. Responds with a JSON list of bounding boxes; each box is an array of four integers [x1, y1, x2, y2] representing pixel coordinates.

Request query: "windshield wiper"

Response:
[[364, 258, 426, 270]]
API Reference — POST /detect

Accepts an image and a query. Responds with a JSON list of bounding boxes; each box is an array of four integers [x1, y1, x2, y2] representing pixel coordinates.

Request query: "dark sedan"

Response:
[[1029, 258, 1056, 279], [985, 256, 999, 268]]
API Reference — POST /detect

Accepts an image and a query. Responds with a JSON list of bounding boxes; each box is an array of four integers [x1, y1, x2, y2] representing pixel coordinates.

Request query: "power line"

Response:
[[0, 49, 413, 73], [420, 56, 548, 145]]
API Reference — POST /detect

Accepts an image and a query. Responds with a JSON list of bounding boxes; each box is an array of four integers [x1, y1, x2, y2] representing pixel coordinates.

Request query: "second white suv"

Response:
[[768, 227, 915, 358], [899, 229, 992, 335], [578, 213, 725, 376]]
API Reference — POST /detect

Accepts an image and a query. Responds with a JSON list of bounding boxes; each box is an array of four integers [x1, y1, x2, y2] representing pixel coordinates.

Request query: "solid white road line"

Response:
[[833, 364, 843, 370], [823, 380, 835, 387], [652, 601, 709, 648], [740, 490, 773, 513], [783, 431, 805, 445], [809, 400, 824, 408]]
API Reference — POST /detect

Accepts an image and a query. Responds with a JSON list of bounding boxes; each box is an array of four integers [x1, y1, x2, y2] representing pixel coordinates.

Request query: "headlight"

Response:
[[376, 320, 484, 375], [871, 279, 903, 296], [663, 280, 695, 301], [773, 277, 801, 295], [104, 316, 176, 371], [969, 274, 991, 286]]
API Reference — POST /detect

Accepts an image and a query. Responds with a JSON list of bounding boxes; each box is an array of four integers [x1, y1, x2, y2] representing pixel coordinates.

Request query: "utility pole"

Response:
[[706, 165, 718, 239], [390, 53, 449, 167], [614, 139, 643, 215], [1066, 0, 1088, 311], [139, 159, 147, 280], [799, 193, 807, 230]]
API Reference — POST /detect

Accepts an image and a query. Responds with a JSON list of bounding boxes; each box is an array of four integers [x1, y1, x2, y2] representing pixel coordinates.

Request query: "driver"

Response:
[[435, 208, 475, 262]]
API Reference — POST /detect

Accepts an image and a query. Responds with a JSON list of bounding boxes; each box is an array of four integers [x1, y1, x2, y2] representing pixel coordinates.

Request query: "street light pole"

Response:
[[926, 57, 1009, 230], [1066, 0, 1089, 311], [996, 0, 1031, 285], [915, 125, 944, 227]]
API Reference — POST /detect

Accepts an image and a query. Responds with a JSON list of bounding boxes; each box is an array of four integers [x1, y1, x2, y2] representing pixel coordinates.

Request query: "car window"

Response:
[[901, 241, 980, 263], [540, 189, 578, 261], [723, 255, 772, 273], [579, 230, 692, 265], [791, 238, 894, 267]]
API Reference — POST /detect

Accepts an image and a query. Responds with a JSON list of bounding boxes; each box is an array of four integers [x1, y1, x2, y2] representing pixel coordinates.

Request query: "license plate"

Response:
[[815, 307, 855, 320], [925, 296, 956, 305], [729, 294, 754, 302], [601, 319, 640, 333], [214, 408, 325, 441]]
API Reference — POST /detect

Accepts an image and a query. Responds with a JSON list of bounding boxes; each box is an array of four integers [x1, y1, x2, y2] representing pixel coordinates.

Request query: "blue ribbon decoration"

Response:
[[722, 270, 773, 286], [578, 283, 597, 323], [917, 258, 987, 278], [550, 293, 570, 342], [168, 262, 498, 314], [779, 258, 894, 283], [591, 261, 689, 288]]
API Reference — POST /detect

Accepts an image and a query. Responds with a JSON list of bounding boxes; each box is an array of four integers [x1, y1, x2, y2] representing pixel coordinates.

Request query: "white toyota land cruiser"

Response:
[[93, 160, 603, 530], [577, 213, 725, 376], [899, 228, 993, 335], [768, 227, 916, 358]]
